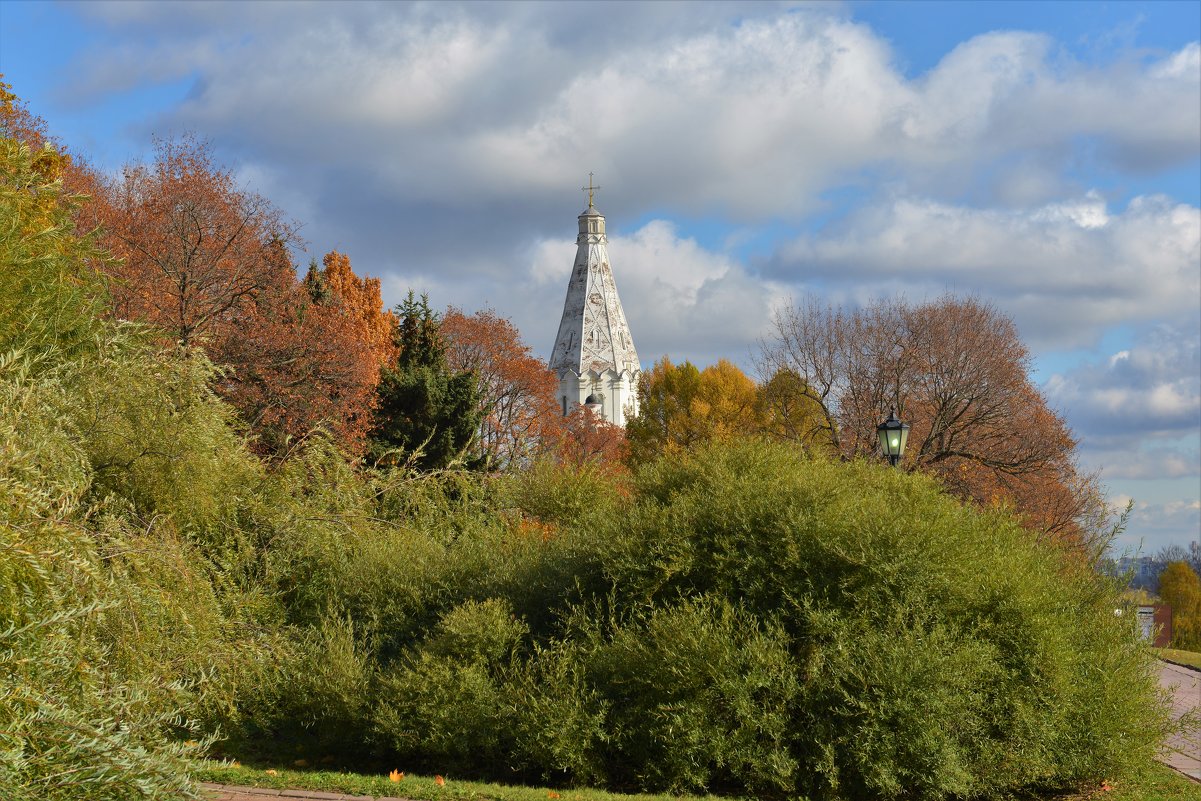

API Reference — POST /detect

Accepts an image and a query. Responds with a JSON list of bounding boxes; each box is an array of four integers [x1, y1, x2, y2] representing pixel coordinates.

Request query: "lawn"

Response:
[[1159, 648, 1201, 671], [196, 760, 1201, 801], [195, 762, 727, 801]]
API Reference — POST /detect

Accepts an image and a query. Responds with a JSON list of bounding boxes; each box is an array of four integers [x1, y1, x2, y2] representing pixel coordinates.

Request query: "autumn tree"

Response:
[[370, 293, 481, 469], [758, 367, 828, 448], [439, 308, 565, 470], [87, 134, 392, 453], [627, 357, 816, 463], [308, 250, 397, 369], [213, 242, 385, 455], [1159, 561, 1201, 650], [759, 294, 1101, 545], [552, 406, 630, 472], [95, 135, 298, 347], [626, 357, 703, 463]]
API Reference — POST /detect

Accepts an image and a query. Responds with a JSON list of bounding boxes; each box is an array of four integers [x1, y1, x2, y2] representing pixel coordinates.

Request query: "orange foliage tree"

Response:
[[441, 308, 563, 470], [308, 250, 396, 369], [760, 294, 1102, 546], [212, 243, 386, 454], [553, 406, 630, 472], [97, 135, 299, 347], [92, 135, 389, 454]]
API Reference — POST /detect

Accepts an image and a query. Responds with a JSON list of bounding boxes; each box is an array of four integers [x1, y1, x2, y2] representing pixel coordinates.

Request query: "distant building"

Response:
[[1107, 555, 1161, 591], [548, 178, 640, 426]]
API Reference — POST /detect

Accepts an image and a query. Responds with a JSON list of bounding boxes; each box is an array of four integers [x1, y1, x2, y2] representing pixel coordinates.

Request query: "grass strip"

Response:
[[1159, 649, 1201, 672], [194, 761, 729, 801], [194, 760, 1200, 801]]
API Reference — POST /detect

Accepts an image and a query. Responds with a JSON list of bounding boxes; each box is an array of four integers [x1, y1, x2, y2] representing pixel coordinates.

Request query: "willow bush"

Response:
[[1, 138, 276, 800]]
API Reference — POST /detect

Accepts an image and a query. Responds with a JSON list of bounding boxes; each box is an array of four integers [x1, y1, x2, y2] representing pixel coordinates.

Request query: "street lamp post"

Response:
[[877, 410, 910, 467]]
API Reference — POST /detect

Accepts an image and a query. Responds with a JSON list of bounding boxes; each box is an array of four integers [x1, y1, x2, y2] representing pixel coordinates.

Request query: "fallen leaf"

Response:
[[435, 774, 445, 786], [389, 769, 404, 782], [265, 770, 277, 777]]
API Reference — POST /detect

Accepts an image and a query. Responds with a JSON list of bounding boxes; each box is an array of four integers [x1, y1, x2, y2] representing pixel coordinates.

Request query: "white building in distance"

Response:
[[548, 178, 640, 426]]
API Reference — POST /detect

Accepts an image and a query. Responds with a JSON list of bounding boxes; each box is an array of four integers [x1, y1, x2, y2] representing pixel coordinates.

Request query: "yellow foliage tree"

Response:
[[1159, 561, 1201, 650], [627, 358, 825, 463]]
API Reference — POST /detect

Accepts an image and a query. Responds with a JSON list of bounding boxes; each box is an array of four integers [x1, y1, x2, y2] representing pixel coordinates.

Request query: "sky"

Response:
[[1, 0, 1198, 555]]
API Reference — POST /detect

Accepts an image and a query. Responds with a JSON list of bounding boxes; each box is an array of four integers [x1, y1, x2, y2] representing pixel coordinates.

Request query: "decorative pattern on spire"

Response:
[[549, 197, 639, 378]]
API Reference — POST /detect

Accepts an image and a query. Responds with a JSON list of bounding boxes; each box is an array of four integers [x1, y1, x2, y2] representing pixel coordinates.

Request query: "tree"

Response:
[[95, 135, 298, 347], [552, 406, 630, 473], [1155, 543, 1201, 580], [213, 242, 384, 455], [758, 367, 829, 449], [310, 250, 397, 369], [369, 293, 481, 470], [89, 136, 395, 454], [627, 357, 782, 463], [440, 308, 561, 470], [1159, 561, 1201, 650], [759, 294, 1101, 546], [627, 357, 830, 464], [626, 357, 703, 464], [0, 80, 99, 205]]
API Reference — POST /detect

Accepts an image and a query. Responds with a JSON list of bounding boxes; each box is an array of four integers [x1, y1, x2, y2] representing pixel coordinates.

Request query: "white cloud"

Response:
[[63, 6, 1200, 221], [1044, 319, 1201, 438], [1152, 41, 1201, 79], [1110, 497, 1201, 554], [773, 193, 1200, 349]]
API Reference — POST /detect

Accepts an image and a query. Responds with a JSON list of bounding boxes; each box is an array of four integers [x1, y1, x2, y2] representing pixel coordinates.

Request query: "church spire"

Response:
[[549, 177, 640, 426]]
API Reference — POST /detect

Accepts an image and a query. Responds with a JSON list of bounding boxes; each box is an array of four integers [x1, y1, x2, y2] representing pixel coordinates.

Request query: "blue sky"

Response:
[[1, 0, 1198, 553]]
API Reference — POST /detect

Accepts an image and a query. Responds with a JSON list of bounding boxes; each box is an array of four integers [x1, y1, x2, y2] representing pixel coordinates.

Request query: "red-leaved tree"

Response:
[[441, 308, 562, 470]]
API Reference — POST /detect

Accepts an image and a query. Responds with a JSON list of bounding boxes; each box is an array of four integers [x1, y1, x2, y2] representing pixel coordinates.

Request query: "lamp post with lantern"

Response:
[[877, 410, 910, 467]]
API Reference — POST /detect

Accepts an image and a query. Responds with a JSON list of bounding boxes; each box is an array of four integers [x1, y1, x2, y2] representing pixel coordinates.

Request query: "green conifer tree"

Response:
[[369, 292, 481, 469]]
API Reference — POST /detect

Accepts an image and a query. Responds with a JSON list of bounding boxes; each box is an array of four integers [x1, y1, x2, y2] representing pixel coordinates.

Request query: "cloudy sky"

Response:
[[2, 0, 1198, 553]]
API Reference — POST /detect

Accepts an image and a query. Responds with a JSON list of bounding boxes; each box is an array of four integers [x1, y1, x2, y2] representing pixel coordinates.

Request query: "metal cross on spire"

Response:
[[581, 172, 601, 208]]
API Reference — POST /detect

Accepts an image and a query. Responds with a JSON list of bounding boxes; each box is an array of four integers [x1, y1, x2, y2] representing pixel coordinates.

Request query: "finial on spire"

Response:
[[582, 172, 601, 208]]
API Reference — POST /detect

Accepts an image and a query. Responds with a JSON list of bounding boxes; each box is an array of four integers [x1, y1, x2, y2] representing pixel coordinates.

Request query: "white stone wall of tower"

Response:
[[549, 205, 640, 427]]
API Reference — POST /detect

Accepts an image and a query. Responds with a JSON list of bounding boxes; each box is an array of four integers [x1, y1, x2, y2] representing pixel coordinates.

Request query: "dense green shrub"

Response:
[[578, 596, 800, 795], [0, 355, 206, 801], [245, 439, 1165, 799], [373, 599, 528, 773], [605, 441, 1167, 798]]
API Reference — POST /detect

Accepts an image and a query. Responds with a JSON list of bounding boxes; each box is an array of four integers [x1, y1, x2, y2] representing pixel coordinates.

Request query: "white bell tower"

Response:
[[548, 175, 641, 426]]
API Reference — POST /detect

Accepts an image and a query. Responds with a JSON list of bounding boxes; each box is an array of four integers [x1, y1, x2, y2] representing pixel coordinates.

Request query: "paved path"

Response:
[[1159, 660, 1201, 780]]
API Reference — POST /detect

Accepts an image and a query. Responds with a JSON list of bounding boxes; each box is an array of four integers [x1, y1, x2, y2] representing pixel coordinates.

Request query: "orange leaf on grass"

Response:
[[435, 775, 445, 786], [389, 770, 404, 782]]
